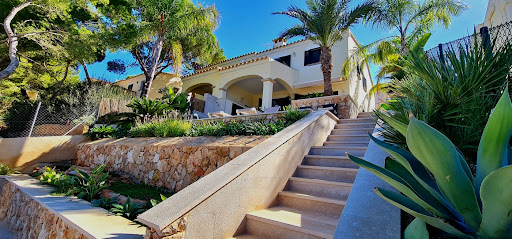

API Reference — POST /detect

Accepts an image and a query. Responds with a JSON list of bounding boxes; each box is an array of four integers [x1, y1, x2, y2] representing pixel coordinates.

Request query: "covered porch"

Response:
[[183, 57, 299, 116]]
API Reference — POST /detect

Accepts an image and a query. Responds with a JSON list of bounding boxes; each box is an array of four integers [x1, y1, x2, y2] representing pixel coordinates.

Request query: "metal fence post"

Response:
[[438, 43, 445, 65], [28, 102, 41, 137]]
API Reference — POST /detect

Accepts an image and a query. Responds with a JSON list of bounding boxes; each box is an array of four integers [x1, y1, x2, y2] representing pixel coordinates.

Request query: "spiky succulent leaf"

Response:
[[476, 86, 512, 193], [369, 133, 464, 221], [406, 118, 481, 231], [374, 188, 471, 238], [348, 154, 445, 218], [478, 165, 512, 237], [374, 110, 408, 136], [384, 157, 460, 221], [404, 218, 429, 239]]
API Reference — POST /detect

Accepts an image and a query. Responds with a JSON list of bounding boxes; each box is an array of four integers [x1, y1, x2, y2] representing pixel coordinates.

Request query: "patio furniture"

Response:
[[318, 103, 338, 116], [262, 106, 281, 114], [236, 108, 259, 115], [208, 111, 232, 118]]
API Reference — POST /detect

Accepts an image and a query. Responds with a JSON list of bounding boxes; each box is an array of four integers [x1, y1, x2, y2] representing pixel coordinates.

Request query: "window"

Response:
[[304, 48, 321, 65], [275, 55, 291, 67], [127, 84, 134, 91]]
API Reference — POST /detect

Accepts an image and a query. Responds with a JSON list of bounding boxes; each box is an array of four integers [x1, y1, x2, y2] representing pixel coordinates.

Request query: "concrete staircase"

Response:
[[231, 112, 376, 239]]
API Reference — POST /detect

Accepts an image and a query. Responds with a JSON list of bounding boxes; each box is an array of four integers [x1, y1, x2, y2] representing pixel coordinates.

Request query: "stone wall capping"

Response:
[[0, 175, 145, 238], [333, 126, 400, 239], [137, 110, 338, 235]]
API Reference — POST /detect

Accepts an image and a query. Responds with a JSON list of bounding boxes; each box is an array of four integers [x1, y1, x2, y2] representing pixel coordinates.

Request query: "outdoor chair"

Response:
[[236, 107, 259, 116], [208, 111, 232, 118], [262, 106, 281, 114], [318, 103, 338, 116]]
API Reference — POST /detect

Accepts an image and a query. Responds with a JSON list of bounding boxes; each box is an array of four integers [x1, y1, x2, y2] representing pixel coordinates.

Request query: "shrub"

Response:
[[109, 198, 146, 220], [281, 105, 309, 123], [0, 163, 20, 175], [85, 126, 116, 140], [127, 98, 169, 121], [349, 88, 512, 238], [92, 196, 119, 209], [376, 36, 512, 163], [107, 181, 172, 200], [130, 119, 191, 137], [73, 165, 109, 201], [38, 167, 79, 196]]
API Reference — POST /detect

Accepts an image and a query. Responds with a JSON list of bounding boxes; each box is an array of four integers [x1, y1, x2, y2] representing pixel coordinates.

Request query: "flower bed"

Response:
[[32, 164, 172, 224]]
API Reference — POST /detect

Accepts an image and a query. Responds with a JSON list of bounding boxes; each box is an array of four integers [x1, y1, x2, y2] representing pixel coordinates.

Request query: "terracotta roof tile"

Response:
[[183, 57, 272, 79], [198, 38, 309, 70]]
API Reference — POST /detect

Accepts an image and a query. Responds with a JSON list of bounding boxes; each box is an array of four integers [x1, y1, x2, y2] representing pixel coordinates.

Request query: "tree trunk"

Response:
[[0, 1, 32, 80], [320, 46, 334, 96], [81, 60, 92, 83], [140, 36, 164, 99], [400, 33, 408, 56]]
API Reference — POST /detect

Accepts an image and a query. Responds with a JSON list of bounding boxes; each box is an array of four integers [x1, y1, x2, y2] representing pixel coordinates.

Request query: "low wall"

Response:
[[138, 110, 338, 238], [333, 127, 400, 239], [291, 94, 360, 119], [0, 175, 145, 239], [76, 136, 267, 192], [192, 112, 285, 123], [0, 135, 88, 171]]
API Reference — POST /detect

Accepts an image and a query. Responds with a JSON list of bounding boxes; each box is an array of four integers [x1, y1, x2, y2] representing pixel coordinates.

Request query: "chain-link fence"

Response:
[[426, 21, 512, 60], [0, 103, 98, 138]]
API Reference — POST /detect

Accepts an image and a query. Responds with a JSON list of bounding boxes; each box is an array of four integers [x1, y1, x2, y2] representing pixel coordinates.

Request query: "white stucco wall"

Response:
[[479, 0, 512, 28], [113, 73, 182, 99]]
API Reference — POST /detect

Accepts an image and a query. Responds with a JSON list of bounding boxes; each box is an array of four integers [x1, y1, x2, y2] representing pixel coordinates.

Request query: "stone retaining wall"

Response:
[[76, 136, 268, 192], [291, 94, 360, 119], [0, 178, 87, 239]]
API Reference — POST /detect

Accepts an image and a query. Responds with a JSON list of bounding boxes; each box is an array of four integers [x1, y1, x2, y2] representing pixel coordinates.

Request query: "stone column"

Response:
[[213, 87, 227, 99], [261, 78, 275, 110]]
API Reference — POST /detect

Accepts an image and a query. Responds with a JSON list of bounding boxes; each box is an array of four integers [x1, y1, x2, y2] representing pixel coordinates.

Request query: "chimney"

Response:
[[272, 37, 287, 48]]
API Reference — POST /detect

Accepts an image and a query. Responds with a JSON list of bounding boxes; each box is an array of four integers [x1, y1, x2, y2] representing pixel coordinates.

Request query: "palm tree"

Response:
[[344, 0, 467, 81], [274, 0, 375, 96]]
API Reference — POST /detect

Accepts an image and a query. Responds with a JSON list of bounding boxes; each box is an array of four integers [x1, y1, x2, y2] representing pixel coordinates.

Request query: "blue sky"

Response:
[[80, 0, 489, 83]]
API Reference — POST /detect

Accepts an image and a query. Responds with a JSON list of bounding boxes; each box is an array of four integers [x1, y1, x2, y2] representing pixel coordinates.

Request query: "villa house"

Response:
[[181, 30, 374, 116], [478, 0, 512, 28], [113, 73, 182, 99]]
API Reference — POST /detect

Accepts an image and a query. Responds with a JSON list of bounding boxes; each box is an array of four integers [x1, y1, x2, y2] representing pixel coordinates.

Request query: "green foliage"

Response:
[[275, 0, 375, 95], [92, 196, 119, 210], [349, 88, 512, 238], [127, 98, 169, 120], [0, 163, 20, 175], [107, 181, 172, 201], [38, 167, 79, 196], [150, 194, 169, 208], [109, 198, 146, 220], [404, 218, 429, 239], [73, 165, 109, 201], [345, 0, 467, 80], [281, 105, 310, 123], [376, 36, 512, 162], [85, 126, 116, 140], [130, 119, 191, 137], [160, 87, 190, 113]]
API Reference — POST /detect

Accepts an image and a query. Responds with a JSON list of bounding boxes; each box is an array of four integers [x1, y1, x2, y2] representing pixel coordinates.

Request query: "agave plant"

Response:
[[348, 87, 512, 238], [110, 198, 146, 220], [74, 165, 109, 201]]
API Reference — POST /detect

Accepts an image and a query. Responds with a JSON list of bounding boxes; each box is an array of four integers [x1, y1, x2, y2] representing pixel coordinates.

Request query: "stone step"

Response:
[[288, 177, 353, 200], [245, 206, 338, 239], [338, 118, 374, 124], [334, 123, 376, 129], [323, 141, 369, 147], [228, 235, 266, 239], [327, 135, 371, 142], [309, 146, 366, 157], [330, 129, 372, 136], [303, 155, 359, 168], [296, 165, 358, 183], [278, 191, 346, 217]]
